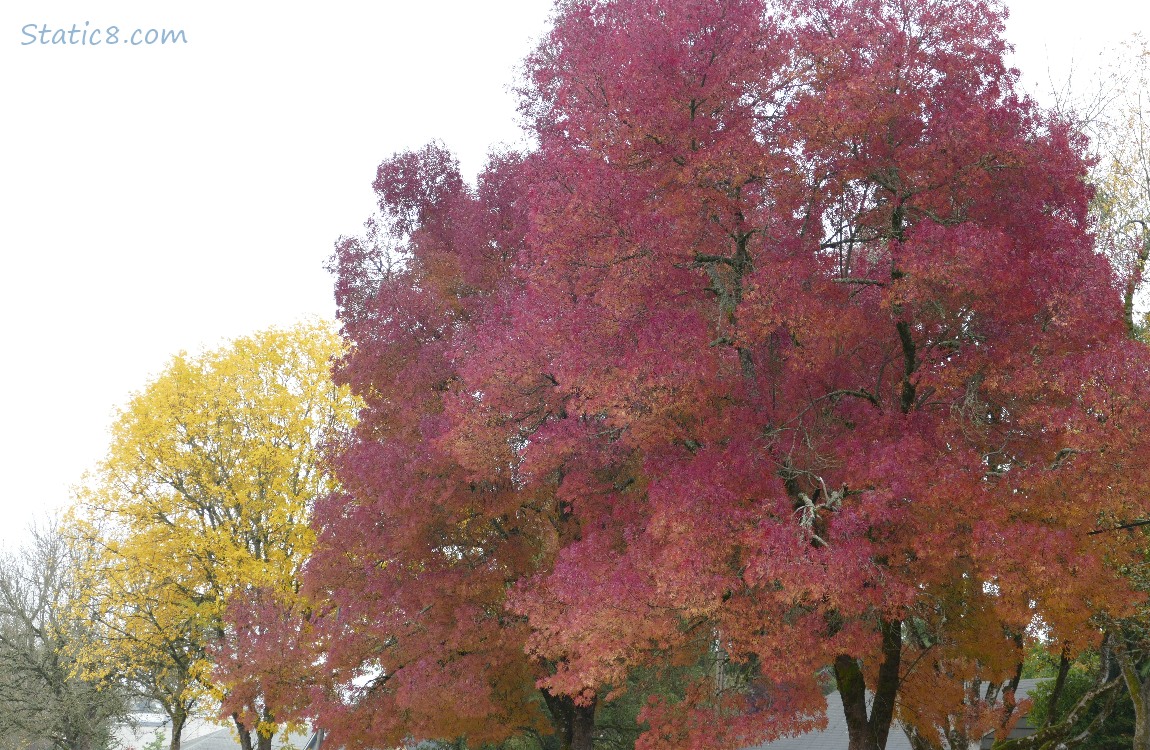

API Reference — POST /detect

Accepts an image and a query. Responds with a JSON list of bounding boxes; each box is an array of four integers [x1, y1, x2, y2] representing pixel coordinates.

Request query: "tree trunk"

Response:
[[837, 654, 874, 750], [1122, 225, 1150, 338], [542, 690, 597, 750], [901, 723, 941, 750], [1041, 646, 1071, 729], [65, 729, 94, 750], [836, 619, 903, 750], [257, 709, 275, 750], [571, 699, 596, 750], [994, 634, 1123, 750], [169, 707, 187, 750], [1114, 635, 1150, 750], [988, 657, 1025, 744], [1134, 677, 1150, 750], [233, 714, 254, 750], [1117, 223, 1150, 748]]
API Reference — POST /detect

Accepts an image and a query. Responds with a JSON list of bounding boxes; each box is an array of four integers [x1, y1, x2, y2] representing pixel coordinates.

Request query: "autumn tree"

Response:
[[1097, 42, 1150, 749], [491, 1, 1150, 749], [279, 2, 1150, 750], [887, 33, 1150, 750], [893, 582, 1031, 750], [997, 644, 1133, 750], [0, 519, 128, 750], [293, 136, 777, 750], [69, 517, 208, 750], [70, 321, 358, 750], [270, 144, 623, 750], [1046, 34, 1150, 750]]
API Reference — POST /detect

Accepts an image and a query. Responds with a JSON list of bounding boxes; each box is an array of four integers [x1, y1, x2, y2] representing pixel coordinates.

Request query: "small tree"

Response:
[[0, 519, 128, 750]]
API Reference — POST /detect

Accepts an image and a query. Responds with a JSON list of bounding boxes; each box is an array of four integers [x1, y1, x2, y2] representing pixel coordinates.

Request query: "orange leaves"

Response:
[[302, 3, 1150, 750]]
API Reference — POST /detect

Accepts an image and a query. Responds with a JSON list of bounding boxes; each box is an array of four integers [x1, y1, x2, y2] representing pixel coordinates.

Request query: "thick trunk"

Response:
[[257, 709, 275, 750], [837, 655, 873, 750], [1114, 636, 1150, 750], [1134, 679, 1150, 750], [542, 690, 597, 750], [571, 700, 596, 750], [233, 714, 254, 750], [836, 620, 903, 750], [1129, 672, 1150, 750], [169, 708, 187, 750], [872, 619, 902, 746]]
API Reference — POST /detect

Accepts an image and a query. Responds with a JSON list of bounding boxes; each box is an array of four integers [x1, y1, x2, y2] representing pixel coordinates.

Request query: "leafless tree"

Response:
[[0, 519, 128, 750]]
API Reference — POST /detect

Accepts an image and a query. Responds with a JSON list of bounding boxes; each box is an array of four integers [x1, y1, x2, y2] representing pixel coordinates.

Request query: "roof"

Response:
[[182, 729, 253, 750], [182, 728, 315, 750]]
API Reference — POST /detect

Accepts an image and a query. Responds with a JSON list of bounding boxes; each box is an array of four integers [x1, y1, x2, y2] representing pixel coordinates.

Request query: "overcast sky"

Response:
[[0, 0, 1145, 545]]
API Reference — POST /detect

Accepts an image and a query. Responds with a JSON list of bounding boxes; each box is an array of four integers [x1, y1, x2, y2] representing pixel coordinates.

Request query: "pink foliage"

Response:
[[267, 1, 1150, 748]]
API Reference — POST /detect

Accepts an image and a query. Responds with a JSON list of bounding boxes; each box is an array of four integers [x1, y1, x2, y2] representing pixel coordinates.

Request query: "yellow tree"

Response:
[[69, 321, 358, 750]]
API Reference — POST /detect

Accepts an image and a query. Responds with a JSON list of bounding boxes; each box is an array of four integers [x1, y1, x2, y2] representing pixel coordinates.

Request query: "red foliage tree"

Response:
[[486, 0, 1150, 749], [285, 143, 621, 749], [287, 2, 1150, 750]]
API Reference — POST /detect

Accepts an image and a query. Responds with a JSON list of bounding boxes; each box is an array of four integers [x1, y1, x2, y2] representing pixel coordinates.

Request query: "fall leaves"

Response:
[[68, 322, 358, 750], [58, 3, 1150, 750]]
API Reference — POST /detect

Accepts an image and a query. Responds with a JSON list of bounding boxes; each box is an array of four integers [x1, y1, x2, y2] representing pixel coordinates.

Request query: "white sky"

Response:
[[0, 0, 1145, 545]]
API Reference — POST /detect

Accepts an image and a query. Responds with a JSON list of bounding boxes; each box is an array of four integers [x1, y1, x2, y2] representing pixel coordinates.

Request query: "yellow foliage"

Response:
[[67, 320, 359, 724]]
